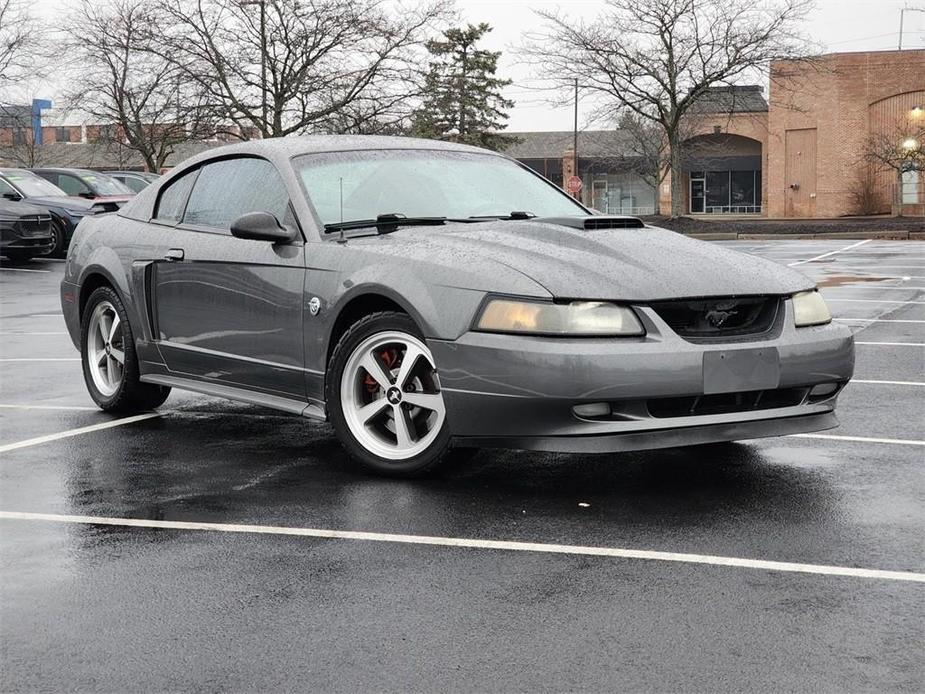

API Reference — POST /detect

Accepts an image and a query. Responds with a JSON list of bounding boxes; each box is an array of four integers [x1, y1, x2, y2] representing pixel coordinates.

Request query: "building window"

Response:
[[11, 128, 27, 145], [56, 127, 71, 143]]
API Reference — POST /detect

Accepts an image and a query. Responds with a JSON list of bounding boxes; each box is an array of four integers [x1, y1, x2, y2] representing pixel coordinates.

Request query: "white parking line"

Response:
[[0, 403, 97, 411], [789, 433, 925, 447], [2, 331, 68, 335], [827, 299, 925, 304], [851, 379, 925, 387], [835, 318, 925, 324], [0, 267, 50, 273], [1, 510, 922, 583], [788, 239, 871, 266], [0, 413, 161, 454], [0, 358, 79, 362], [855, 341, 925, 347]]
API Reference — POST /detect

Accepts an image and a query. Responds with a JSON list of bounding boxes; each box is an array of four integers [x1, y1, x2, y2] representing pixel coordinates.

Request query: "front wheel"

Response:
[[326, 312, 453, 477], [81, 286, 171, 413]]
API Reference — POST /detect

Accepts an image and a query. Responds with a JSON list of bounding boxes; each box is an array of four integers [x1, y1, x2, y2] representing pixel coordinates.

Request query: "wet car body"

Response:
[[0, 198, 54, 260], [59, 136, 854, 475], [0, 168, 111, 256], [103, 171, 160, 194], [31, 168, 134, 208]]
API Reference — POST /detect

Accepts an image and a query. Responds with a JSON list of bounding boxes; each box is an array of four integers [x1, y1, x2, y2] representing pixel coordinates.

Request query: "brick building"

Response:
[[658, 49, 925, 217], [767, 49, 925, 217]]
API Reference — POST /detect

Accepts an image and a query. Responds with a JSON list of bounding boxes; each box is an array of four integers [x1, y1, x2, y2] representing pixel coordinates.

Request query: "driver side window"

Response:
[[56, 174, 91, 196], [183, 157, 289, 231]]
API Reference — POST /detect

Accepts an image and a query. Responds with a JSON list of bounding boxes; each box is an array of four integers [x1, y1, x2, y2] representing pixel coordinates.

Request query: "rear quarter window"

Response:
[[154, 169, 198, 223]]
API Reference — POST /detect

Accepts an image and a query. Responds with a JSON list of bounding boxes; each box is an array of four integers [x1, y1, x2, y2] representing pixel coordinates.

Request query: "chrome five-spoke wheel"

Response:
[[87, 300, 125, 397], [340, 331, 447, 461]]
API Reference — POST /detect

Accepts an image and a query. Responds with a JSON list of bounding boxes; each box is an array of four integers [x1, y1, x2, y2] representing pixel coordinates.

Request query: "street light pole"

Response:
[[259, 0, 267, 137], [573, 78, 579, 200], [899, 7, 925, 50]]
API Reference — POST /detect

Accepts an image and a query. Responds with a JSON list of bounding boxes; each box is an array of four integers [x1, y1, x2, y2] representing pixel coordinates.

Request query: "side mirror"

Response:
[[78, 191, 95, 199], [230, 211, 296, 243], [1, 192, 22, 201]]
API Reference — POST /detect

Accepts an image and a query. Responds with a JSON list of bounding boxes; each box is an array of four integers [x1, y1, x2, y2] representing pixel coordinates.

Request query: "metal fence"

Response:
[[593, 204, 656, 216]]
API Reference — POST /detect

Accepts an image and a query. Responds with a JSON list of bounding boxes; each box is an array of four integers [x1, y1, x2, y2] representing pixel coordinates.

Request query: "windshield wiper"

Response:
[[466, 211, 535, 221], [324, 213, 452, 234]]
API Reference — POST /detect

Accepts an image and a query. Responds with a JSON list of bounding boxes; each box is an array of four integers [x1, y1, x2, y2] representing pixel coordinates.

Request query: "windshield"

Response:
[[294, 149, 586, 228], [80, 173, 134, 196], [1, 170, 67, 197]]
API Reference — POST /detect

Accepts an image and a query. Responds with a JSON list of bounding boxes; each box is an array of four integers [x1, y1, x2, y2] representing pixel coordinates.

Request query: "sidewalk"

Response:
[[641, 215, 925, 240]]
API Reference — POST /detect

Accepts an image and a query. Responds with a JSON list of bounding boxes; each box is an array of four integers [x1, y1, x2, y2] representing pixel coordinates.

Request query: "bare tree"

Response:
[[861, 113, 925, 216], [62, 0, 216, 172], [0, 0, 43, 86], [150, 0, 451, 139], [523, 0, 815, 217]]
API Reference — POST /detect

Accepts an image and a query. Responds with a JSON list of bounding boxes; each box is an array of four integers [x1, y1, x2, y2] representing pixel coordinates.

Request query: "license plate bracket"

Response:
[[703, 347, 780, 395]]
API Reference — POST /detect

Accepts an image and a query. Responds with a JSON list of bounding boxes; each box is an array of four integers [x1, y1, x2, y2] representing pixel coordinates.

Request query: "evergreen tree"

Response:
[[412, 23, 518, 151]]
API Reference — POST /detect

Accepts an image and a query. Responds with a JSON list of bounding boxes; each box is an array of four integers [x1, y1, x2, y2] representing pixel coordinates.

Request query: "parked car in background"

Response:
[[30, 168, 134, 208], [0, 168, 111, 257], [60, 136, 855, 478], [103, 171, 161, 193], [0, 198, 54, 262]]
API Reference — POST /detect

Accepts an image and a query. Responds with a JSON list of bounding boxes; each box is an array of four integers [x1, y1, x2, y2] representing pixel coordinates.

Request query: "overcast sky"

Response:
[[23, 0, 925, 132], [460, 0, 925, 131]]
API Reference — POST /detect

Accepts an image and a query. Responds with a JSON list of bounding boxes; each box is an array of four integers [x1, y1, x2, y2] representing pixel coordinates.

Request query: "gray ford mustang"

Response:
[[60, 136, 854, 476]]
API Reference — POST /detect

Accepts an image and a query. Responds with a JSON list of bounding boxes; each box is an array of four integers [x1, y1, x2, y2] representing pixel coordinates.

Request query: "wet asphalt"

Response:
[[0, 240, 923, 692]]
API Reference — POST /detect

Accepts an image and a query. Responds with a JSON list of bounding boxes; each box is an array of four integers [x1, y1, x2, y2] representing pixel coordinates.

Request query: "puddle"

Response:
[[815, 274, 894, 288]]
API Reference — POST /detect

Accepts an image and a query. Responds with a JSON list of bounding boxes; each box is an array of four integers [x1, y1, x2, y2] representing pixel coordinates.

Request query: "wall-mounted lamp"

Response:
[[902, 137, 920, 151]]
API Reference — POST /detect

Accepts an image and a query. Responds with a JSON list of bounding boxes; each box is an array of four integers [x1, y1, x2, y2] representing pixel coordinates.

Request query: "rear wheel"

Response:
[[81, 286, 170, 413], [327, 312, 454, 477]]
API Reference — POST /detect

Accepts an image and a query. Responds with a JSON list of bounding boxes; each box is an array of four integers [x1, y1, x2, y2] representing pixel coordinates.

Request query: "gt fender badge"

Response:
[[308, 297, 322, 316]]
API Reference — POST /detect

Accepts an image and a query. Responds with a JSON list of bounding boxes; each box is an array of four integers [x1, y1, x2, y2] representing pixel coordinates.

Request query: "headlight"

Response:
[[475, 299, 645, 336], [792, 290, 831, 327]]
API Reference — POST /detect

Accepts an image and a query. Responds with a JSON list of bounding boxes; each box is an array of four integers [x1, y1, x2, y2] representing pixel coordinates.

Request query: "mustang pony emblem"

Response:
[[705, 308, 738, 328]]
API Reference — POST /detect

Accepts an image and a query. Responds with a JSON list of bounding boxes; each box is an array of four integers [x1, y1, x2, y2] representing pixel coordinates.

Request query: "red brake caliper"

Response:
[[364, 347, 399, 393]]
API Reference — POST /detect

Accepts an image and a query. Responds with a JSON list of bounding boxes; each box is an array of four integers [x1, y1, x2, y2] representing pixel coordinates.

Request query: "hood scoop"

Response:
[[534, 215, 645, 230]]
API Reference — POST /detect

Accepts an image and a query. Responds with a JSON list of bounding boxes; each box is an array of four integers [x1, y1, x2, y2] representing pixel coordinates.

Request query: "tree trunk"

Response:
[[669, 128, 684, 218]]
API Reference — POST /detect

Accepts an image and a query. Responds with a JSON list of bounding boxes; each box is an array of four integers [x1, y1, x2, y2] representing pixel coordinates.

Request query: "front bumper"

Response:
[[429, 301, 854, 452], [0, 233, 55, 254]]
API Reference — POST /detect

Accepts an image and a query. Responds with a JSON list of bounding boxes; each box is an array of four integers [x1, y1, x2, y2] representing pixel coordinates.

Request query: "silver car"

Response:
[[60, 136, 854, 476]]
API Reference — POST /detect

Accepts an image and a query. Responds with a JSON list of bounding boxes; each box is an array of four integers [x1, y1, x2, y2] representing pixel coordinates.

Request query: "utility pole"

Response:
[[259, 0, 267, 137], [572, 77, 579, 199], [899, 6, 925, 50]]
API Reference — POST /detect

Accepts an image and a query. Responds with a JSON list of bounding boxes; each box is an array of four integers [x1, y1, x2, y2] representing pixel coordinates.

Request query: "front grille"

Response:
[[19, 215, 52, 237], [648, 296, 780, 340], [646, 387, 807, 418]]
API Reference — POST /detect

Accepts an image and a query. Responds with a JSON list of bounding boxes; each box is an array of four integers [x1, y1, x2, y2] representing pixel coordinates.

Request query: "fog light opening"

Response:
[[573, 402, 611, 418], [808, 383, 840, 401]]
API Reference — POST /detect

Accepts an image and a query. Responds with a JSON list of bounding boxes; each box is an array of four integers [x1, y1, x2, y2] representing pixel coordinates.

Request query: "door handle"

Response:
[[164, 248, 185, 262]]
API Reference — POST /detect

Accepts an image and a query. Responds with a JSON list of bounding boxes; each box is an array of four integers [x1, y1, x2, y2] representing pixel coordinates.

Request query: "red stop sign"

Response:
[[566, 175, 583, 194]]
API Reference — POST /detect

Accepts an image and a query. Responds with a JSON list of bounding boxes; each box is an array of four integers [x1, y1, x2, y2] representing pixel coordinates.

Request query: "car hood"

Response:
[[0, 199, 50, 217], [368, 221, 815, 301], [23, 195, 98, 213]]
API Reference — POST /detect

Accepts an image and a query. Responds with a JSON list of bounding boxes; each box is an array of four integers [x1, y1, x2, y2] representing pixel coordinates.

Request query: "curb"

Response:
[[685, 230, 924, 241]]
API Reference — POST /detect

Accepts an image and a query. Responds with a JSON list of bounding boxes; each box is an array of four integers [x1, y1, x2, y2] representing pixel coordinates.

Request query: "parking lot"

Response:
[[0, 239, 923, 692]]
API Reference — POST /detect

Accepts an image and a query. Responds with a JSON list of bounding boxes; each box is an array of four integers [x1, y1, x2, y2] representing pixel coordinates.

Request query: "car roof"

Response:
[[31, 168, 107, 175], [184, 135, 505, 161]]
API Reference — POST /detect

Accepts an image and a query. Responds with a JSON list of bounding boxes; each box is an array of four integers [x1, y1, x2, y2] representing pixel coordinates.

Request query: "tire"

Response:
[[47, 220, 66, 258], [80, 285, 170, 413], [3, 251, 35, 263], [326, 311, 455, 477]]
